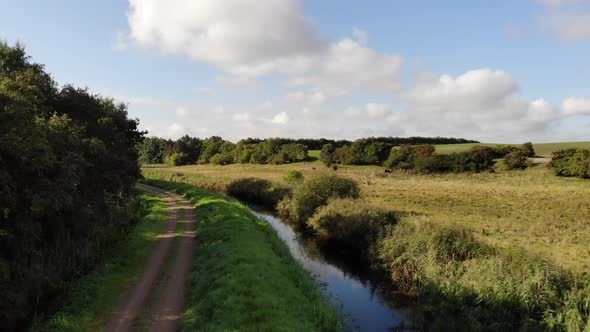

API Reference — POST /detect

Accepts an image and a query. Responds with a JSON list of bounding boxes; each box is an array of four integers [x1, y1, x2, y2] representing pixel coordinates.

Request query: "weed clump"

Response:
[[287, 174, 360, 227], [283, 170, 305, 184]]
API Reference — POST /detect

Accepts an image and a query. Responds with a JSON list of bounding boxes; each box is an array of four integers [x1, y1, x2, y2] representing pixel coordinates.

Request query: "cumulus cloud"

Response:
[[127, 0, 324, 66], [120, 1, 590, 142], [561, 97, 590, 115], [125, 0, 402, 95]]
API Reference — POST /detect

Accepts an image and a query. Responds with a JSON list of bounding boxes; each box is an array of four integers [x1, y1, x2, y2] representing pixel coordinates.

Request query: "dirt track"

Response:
[[106, 184, 196, 332]]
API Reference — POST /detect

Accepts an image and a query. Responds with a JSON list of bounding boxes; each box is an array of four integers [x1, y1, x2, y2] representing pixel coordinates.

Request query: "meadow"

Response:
[[143, 160, 590, 276]]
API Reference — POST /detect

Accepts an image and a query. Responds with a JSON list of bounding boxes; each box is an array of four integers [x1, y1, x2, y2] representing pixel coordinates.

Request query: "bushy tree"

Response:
[[550, 148, 590, 178], [503, 149, 530, 170], [319, 143, 335, 166], [522, 142, 536, 157], [0, 42, 143, 329], [138, 136, 168, 164]]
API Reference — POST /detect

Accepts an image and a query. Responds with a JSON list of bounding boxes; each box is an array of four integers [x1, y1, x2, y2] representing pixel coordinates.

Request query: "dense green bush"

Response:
[[385, 145, 495, 173], [271, 143, 308, 164], [0, 43, 142, 330], [287, 175, 360, 227], [226, 178, 291, 209], [550, 148, 590, 178], [307, 198, 397, 254], [523, 142, 536, 157], [165, 152, 189, 166], [319, 143, 335, 166], [210, 152, 234, 165], [503, 149, 530, 170], [283, 170, 305, 184]]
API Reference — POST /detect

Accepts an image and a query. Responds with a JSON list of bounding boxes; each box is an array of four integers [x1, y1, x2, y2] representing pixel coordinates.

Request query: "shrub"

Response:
[[492, 144, 520, 158], [165, 152, 189, 166], [226, 178, 290, 209], [210, 152, 234, 165], [384, 145, 436, 169], [522, 142, 536, 157], [503, 149, 530, 170], [308, 198, 397, 254], [319, 143, 335, 167], [550, 148, 590, 178], [271, 143, 308, 164], [283, 170, 305, 184], [288, 175, 360, 227]]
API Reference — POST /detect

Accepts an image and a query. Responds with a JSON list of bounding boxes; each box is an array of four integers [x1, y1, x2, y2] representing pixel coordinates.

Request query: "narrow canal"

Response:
[[251, 210, 422, 331]]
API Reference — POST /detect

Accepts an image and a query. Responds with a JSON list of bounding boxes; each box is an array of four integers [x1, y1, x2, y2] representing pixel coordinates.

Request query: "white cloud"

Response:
[[271, 112, 290, 124], [125, 0, 402, 94], [366, 103, 391, 118], [233, 112, 251, 122], [561, 97, 590, 115], [195, 87, 214, 94], [284, 90, 327, 106]]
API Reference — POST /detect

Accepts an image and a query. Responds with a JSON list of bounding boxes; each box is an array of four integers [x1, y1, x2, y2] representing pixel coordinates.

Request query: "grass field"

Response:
[[433, 141, 590, 156], [141, 179, 342, 332], [32, 191, 168, 332], [143, 162, 590, 275]]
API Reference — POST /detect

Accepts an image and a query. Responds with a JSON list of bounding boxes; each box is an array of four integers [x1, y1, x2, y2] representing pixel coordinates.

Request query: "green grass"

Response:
[[141, 178, 343, 332], [434, 141, 590, 156], [143, 164, 590, 275], [31, 191, 168, 332], [308, 150, 321, 158]]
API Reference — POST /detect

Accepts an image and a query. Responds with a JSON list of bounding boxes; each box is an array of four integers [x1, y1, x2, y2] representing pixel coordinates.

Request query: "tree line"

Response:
[[139, 136, 478, 166], [0, 43, 144, 329]]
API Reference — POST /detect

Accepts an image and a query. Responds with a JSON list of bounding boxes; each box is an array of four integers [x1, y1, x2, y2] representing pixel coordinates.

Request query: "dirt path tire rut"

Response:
[[107, 184, 196, 332]]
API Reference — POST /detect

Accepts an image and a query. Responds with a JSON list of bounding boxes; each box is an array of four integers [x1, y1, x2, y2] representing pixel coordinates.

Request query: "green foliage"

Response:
[[209, 152, 234, 165], [384, 144, 495, 173], [141, 179, 343, 332], [271, 143, 308, 164], [0, 42, 143, 329], [31, 192, 167, 331], [319, 143, 335, 166], [288, 175, 360, 227], [307, 198, 397, 255], [138, 136, 168, 164], [522, 142, 536, 157], [503, 149, 530, 170], [226, 178, 291, 209], [283, 170, 305, 184], [550, 148, 590, 178], [165, 152, 188, 166]]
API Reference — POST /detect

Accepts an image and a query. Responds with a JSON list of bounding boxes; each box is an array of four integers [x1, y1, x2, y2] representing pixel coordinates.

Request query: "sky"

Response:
[[1, 0, 590, 143]]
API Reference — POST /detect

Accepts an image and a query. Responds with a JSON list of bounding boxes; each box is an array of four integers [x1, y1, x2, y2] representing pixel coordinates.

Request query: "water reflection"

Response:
[[252, 210, 419, 331]]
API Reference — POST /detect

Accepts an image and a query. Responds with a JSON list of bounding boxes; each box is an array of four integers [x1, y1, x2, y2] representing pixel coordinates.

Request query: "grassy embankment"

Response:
[[31, 191, 168, 331], [143, 161, 590, 330], [140, 178, 342, 332]]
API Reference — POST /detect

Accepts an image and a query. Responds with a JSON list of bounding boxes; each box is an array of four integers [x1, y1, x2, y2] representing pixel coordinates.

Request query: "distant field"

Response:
[[143, 162, 590, 275], [435, 141, 590, 156], [308, 150, 320, 158]]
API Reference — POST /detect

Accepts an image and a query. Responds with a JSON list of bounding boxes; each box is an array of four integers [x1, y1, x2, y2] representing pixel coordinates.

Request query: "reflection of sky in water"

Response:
[[253, 211, 408, 331]]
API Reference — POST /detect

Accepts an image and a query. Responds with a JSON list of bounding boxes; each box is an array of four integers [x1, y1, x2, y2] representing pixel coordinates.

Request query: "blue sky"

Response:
[[2, 0, 590, 142]]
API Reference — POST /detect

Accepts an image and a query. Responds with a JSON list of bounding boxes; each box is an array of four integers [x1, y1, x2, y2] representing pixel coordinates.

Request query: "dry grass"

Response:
[[143, 161, 590, 274]]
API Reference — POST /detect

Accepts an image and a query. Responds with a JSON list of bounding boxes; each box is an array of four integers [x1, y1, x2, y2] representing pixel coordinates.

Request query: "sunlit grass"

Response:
[[141, 179, 343, 332], [143, 163, 590, 275]]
